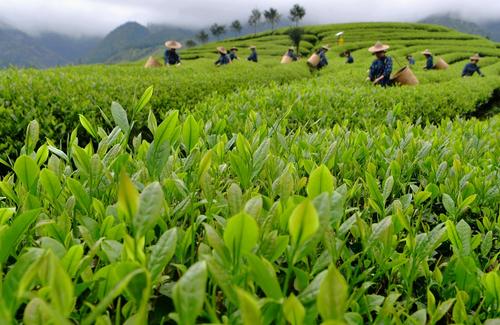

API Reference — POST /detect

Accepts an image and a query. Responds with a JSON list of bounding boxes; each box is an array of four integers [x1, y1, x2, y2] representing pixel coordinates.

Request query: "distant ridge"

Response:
[[419, 13, 500, 41]]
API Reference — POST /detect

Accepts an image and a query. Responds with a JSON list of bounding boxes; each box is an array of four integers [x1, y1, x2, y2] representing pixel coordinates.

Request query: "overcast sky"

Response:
[[1, 0, 499, 36]]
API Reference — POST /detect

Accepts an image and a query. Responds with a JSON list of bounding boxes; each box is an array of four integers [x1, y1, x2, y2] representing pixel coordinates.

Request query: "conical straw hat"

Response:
[[368, 41, 390, 53], [144, 56, 162, 68], [165, 40, 182, 49], [470, 53, 481, 60], [230, 47, 238, 51], [421, 49, 432, 55], [249, 45, 257, 49], [217, 46, 227, 54], [321, 44, 331, 50]]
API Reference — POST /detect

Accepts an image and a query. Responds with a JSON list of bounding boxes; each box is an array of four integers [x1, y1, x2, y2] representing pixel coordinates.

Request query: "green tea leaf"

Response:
[[148, 228, 177, 284], [173, 261, 207, 325], [307, 165, 334, 198], [134, 182, 163, 237], [117, 172, 139, 223], [283, 293, 305, 325], [14, 155, 39, 191], [317, 264, 348, 321], [289, 199, 319, 247], [224, 212, 259, 260], [236, 288, 262, 325], [182, 114, 200, 153], [111, 101, 129, 133], [0, 209, 40, 264]]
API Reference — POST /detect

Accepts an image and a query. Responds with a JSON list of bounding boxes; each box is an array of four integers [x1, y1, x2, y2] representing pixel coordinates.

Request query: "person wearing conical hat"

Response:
[[462, 54, 485, 77], [368, 41, 393, 86], [215, 47, 231, 66], [247, 46, 258, 63], [406, 54, 415, 65], [316, 45, 330, 70], [229, 47, 239, 61], [422, 49, 434, 70], [164, 40, 182, 66], [344, 50, 354, 64], [286, 47, 298, 61]]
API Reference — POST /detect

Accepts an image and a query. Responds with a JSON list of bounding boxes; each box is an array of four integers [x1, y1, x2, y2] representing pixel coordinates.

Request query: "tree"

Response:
[[289, 4, 306, 27], [264, 8, 281, 32], [231, 20, 243, 37], [210, 24, 226, 40], [287, 27, 304, 56], [186, 40, 197, 48], [196, 30, 209, 43], [248, 9, 262, 36]]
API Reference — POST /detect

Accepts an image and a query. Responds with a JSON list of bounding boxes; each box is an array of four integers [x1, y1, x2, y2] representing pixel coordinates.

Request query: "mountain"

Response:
[[0, 23, 66, 68], [419, 14, 487, 37], [37, 32, 101, 64], [83, 22, 195, 64], [481, 21, 500, 42]]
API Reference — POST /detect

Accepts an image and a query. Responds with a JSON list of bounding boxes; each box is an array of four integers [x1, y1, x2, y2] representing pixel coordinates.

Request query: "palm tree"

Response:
[[289, 4, 306, 27], [210, 24, 226, 40], [231, 20, 242, 37], [196, 30, 209, 43], [264, 8, 281, 32], [248, 9, 262, 36]]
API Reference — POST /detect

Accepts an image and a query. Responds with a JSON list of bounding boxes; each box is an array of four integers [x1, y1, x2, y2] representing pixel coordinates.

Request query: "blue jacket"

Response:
[[425, 56, 434, 70], [287, 51, 298, 61], [229, 52, 238, 60], [215, 54, 231, 66], [316, 49, 328, 69], [369, 56, 393, 86], [408, 57, 416, 65], [346, 55, 354, 64], [164, 49, 180, 65], [248, 51, 258, 62], [462, 63, 484, 77]]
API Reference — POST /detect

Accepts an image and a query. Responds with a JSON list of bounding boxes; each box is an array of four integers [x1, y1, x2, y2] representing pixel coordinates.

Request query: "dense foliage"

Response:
[[0, 22, 499, 324]]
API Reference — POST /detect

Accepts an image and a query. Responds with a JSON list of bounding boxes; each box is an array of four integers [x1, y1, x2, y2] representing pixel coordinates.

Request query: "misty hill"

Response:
[[83, 22, 195, 64], [38, 33, 101, 64], [419, 14, 500, 41], [0, 23, 66, 68]]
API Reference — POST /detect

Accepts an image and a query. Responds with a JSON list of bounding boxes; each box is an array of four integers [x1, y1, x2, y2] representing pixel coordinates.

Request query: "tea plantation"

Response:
[[0, 23, 499, 324]]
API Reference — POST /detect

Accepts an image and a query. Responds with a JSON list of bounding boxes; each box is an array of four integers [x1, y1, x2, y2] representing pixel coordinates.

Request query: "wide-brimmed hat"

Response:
[[321, 45, 331, 50], [230, 47, 238, 51], [249, 45, 257, 49], [368, 41, 390, 53], [421, 49, 432, 55], [165, 40, 182, 49], [217, 46, 227, 54], [335, 31, 344, 37], [288, 47, 295, 51], [470, 53, 481, 61]]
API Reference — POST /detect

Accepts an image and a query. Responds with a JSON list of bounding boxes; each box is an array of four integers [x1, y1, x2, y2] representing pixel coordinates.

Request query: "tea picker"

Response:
[[281, 47, 298, 64], [229, 47, 239, 61], [367, 42, 393, 86], [462, 54, 485, 77], [247, 46, 258, 63], [164, 40, 182, 66], [215, 47, 231, 66], [307, 45, 330, 71], [422, 49, 435, 70]]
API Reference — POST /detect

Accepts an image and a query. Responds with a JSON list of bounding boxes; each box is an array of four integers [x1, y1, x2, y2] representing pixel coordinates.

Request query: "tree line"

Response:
[[191, 4, 306, 45]]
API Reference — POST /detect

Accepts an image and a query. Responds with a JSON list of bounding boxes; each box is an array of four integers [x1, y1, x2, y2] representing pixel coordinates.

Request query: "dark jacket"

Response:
[[164, 49, 180, 65], [346, 55, 354, 64], [462, 63, 484, 77], [229, 52, 238, 61], [247, 50, 258, 62], [287, 50, 298, 61], [425, 56, 434, 70], [369, 56, 393, 86], [316, 49, 328, 69], [215, 53, 231, 66]]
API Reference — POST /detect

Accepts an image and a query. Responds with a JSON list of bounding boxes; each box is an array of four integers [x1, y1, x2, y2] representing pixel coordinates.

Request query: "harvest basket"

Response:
[[391, 66, 419, 86], [434, 57, 449, 70], [281, 55, 293, 64], [307, 53, 320, 67], [144, 56, 162, 68]]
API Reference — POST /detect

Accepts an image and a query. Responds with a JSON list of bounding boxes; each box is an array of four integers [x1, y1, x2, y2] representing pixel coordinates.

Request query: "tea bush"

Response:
[[0, 92, 498, 323]]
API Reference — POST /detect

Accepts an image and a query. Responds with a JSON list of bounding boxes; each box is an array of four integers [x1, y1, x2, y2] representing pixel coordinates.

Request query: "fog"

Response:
[[1, 0, 499, 36]]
